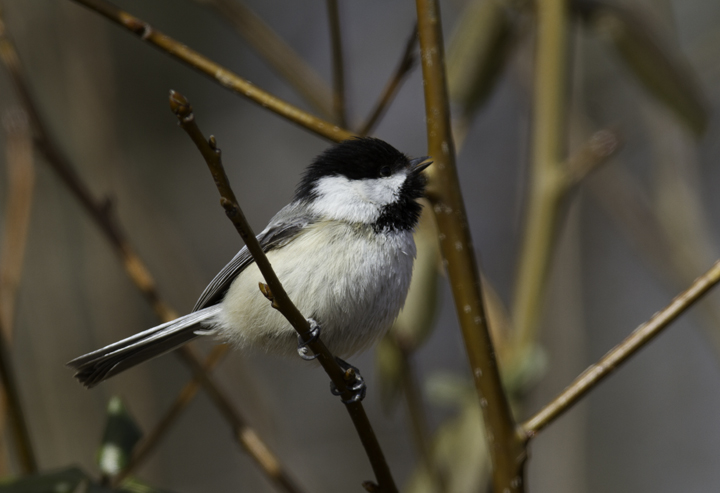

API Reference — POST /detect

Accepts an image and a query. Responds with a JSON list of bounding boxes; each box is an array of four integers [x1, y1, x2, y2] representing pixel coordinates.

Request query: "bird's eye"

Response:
[[379, 165, 391, 177]]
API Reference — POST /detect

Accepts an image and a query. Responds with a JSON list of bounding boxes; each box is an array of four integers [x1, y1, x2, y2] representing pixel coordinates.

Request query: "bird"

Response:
[[68, 137, 431, 389]]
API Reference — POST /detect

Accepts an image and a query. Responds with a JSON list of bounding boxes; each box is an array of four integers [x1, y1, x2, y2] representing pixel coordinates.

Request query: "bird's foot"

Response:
[[330, 357, 367, 404], [297, 319, 321, 360]]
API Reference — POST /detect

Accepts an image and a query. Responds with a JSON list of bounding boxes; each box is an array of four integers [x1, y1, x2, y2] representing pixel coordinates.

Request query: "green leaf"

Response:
[[97, 397, 143, 477], [0, 467, 88, 493], [447, 0, 516, 117], [581, 2, 708, 135]]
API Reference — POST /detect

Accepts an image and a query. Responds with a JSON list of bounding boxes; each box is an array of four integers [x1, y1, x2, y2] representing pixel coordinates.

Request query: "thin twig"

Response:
[[194, 0, 333, 118], [112, 344, 229, 485], [69, 0, 353, 143], [0, 109, 35, 340], [511, 0, 570, 355], [0, 318, 35, 474], [358, 25, 418, 137], [400, 349, 446, 492], [0, 17, 302, 490], [522, 259, 720, 436], [0, 106, 37, 475], [564, 129, 621, 189], [414, 1, 526, 491], [326, 0, 347, 127], [169, 91, 397, 493]]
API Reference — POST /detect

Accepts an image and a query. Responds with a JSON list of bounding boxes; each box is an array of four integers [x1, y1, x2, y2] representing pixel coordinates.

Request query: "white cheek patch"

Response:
[[311, 173, 407, 224]]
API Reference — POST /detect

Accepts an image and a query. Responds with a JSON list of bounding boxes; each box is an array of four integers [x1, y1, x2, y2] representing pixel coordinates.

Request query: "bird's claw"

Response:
[[297, 319, 321, 360], [330, 357, 367, 404]]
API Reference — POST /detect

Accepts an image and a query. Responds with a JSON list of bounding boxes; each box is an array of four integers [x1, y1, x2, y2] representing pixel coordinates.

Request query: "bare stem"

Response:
[[512, 0, 569, 355], [400, 350, 446, 492], [414, 1, 526, 491], [69, 0, 353, 143], [326, 0, 347, 127], [564, 129, 621, 189], [522, 259, 720, 436], [358, 25, 418, 137], [195, 0, 333, 118], [0, 109, 35, 340], [169, 91, 397, 493]]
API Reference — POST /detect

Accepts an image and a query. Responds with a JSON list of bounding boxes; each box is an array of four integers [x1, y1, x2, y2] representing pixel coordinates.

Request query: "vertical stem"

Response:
[[414, 1, 526, 491], [512, 0, 569, 352], [0, 319, 36, 474], [401, 352, 445, 492], [326, 0, 347, 127]]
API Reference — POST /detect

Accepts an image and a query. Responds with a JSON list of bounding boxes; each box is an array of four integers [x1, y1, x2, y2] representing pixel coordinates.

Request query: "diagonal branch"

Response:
[[522, 259, 720, 436], [193, 0, 333, 118], [414, 1, 526, 491], [358, 24, 418, 137], [68, 0, 353, 143], [169, 91, 397, 493]]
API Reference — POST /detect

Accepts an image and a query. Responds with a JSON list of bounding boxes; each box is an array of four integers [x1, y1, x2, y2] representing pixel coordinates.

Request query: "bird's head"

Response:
[[295, 137, 431, 232]]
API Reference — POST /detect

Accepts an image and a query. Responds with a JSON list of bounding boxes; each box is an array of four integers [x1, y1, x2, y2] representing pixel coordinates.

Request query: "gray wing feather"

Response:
[[192, 202, 315, 311]]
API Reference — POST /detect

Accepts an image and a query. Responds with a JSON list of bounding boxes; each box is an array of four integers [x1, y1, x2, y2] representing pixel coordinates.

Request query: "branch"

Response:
[[564, 129, 621, 189], [68, 0, 353, 143], [0, 16, 301, 490], [326, 0, 347, 127], [522, 259, 720, 436], [193, 0, 333, 118], [358, 24, 418, 137], [169, 91, 397, 493], [511, 0, 570, 354], [414, 1, 526, 491], [0, 106, 37, 474], [0, 109, 35, 339]]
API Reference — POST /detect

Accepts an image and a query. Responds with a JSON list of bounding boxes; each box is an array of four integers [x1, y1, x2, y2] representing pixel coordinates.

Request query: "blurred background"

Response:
[[1, 0, 720, 491]]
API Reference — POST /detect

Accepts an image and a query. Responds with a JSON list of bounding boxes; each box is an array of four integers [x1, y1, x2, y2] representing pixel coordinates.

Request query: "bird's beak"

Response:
[[409, 156, 432, 174]]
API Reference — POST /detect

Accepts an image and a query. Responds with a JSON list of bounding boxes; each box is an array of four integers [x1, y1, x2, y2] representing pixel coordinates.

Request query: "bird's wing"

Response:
[[192, 203, 314, 311]]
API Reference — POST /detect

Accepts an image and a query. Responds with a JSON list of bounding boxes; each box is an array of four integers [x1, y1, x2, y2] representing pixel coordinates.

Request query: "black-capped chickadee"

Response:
[[69, 137, 431, 388]]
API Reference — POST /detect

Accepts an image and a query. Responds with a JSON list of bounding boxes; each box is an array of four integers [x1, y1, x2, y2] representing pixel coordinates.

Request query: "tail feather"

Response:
[[68, 305, 222, 388]]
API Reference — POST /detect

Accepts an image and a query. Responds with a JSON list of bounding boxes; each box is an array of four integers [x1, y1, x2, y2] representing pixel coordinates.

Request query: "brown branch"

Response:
[[0, 106, 37, 475], [358, 24, 418, 137], [399, 349, 446, 492], [69, 0, 353, 143], [0, 109, 35, 340], [0, 15, 303, 490], [193, 0, 333, 118], [414, 1, 526, 491], [522, 259, 720, 436], [169, 91, 397, 493], [326, 0, 347, 127]]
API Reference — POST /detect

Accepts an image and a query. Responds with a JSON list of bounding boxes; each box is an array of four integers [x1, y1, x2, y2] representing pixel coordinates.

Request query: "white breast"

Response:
[[212, 221, 416, 357]]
